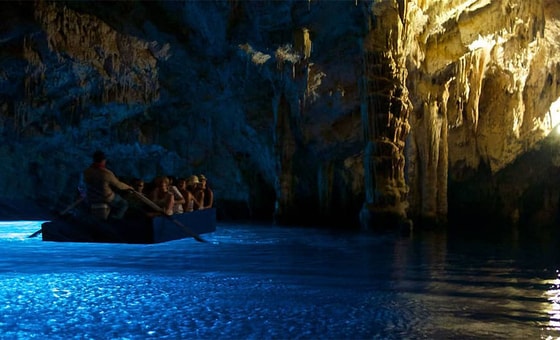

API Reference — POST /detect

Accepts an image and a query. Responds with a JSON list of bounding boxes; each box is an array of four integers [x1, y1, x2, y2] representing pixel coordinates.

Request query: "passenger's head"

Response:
[[198, 174, 207, 187], [177, 178, 187, 189], [92, 150, 106, 164], [186, 175, 199, 188], [131, 178, 145, 192], [154, 176, 170, 190]]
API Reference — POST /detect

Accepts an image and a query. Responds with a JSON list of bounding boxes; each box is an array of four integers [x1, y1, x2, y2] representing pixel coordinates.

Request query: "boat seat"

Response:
[[90, 203, 110, 220]]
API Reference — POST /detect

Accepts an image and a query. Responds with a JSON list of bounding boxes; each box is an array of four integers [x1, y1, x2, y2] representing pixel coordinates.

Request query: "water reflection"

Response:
[[546, 271, 560, 332], [0, 221, 558, 338]]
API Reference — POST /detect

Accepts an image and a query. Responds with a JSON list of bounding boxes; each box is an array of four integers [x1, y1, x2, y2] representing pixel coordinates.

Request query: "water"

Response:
[[0, 221, 559, 339]]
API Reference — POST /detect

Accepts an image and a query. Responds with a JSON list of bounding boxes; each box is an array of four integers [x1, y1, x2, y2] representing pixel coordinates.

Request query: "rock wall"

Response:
[[357, 0, 560, 229], [405, 0, 560, 227], [0, 0, 559, 229]]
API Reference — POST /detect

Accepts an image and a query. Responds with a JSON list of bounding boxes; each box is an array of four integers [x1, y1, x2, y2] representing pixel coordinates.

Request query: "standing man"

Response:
[[83, 150, 133, 219]]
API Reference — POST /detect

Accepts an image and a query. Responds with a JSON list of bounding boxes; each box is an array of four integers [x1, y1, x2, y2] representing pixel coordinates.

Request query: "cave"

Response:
[[0, 0, 559, 233]]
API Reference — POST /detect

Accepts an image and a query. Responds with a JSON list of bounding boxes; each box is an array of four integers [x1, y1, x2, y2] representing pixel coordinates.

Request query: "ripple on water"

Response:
[[0, 223, 556, 338]]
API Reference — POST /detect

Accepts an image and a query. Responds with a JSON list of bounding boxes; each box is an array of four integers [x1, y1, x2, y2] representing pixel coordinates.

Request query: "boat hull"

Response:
[[41, 208, 216, 244]]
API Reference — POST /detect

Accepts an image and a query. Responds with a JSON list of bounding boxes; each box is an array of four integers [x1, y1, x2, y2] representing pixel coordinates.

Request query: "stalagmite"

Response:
[[360, 0, 412, 230]]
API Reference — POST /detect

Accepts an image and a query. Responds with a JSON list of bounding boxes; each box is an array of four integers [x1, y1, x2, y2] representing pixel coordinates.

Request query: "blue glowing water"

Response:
[[0, 221, 559, 339]]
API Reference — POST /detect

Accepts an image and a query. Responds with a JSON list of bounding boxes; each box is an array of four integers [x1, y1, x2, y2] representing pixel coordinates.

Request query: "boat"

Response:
[[40, 207, 217, 244]]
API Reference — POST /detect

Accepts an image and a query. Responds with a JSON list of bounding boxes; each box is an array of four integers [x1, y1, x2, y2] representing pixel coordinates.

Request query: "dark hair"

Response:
[[93, 150, 106, 163]]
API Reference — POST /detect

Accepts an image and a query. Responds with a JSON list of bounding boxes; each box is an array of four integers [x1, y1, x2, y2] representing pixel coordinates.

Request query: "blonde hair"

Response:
[[154, 176, 170, 186]]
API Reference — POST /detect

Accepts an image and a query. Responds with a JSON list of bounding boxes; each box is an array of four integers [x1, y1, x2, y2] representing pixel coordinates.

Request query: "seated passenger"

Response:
[[170, 183, 185, 214], [149, 176, 185, 215], [124, 178, 149, 218], [198, 174, 214, 209], [186, 175, 204, 211], [177, 177, 196, 213], [149, 176, 174, 216], [131, 178, 146, 194]]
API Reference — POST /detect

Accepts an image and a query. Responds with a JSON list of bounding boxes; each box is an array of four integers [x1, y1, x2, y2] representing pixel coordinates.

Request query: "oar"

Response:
[[130, 190, 206, 243], [28, 196, 85, 238]]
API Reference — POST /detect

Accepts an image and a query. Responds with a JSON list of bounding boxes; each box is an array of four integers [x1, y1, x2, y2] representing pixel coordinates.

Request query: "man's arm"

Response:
[[106, 169, 132, 191]]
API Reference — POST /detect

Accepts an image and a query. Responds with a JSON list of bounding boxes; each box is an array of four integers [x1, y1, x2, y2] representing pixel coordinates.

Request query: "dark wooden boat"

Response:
[[41, 208, 216, 244]]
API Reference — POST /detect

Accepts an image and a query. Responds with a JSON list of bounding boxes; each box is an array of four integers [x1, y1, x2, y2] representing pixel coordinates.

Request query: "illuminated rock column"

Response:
[[407, 79, 450, 224], [360, 0, 412, 230]]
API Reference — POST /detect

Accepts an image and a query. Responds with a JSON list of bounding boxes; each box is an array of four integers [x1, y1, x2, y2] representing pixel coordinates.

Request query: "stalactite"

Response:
[[294, 28, 312, 60], [454, 47, 490, 133], [468, 48, 490, 132], [438, 81, 450, 218], [272, 91, 299, 222], [454, 56, 468, 128], [408, 73, 451, 223], [34, 1, 163, 106], [420, 98, 442, 217]]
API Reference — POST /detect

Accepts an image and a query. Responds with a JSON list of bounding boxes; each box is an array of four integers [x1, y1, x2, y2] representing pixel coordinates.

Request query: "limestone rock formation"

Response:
[[360, 0, 560, 229], [0, 0, 559, 230]]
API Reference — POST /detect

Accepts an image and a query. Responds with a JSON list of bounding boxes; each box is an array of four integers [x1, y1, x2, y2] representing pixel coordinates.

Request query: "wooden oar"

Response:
[[28, 196, 85, 238], [130, 190, 206, 243]]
